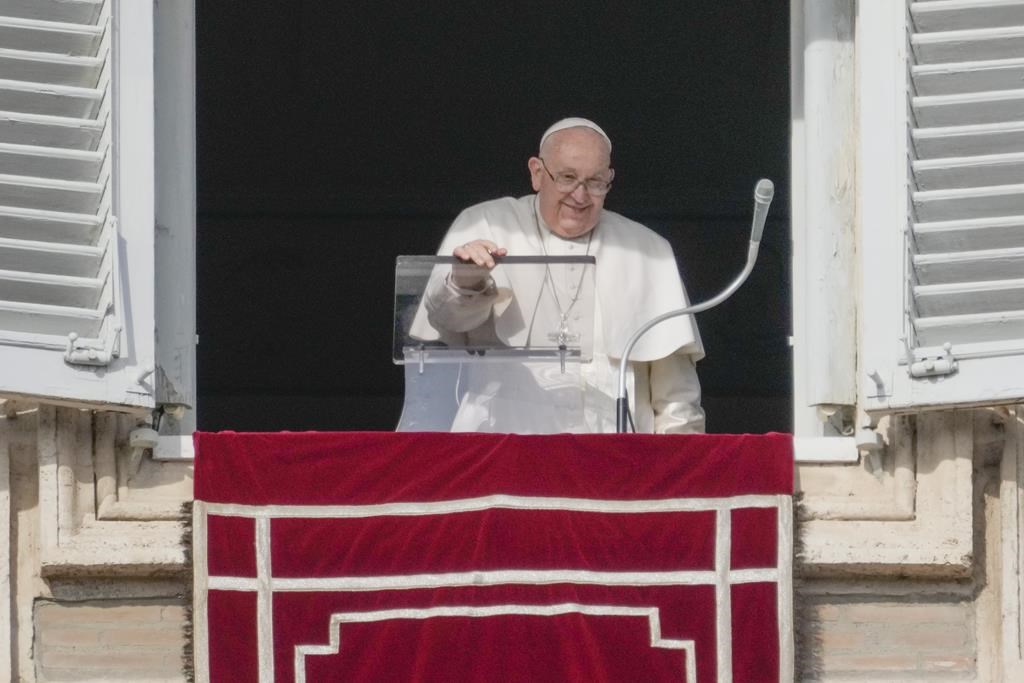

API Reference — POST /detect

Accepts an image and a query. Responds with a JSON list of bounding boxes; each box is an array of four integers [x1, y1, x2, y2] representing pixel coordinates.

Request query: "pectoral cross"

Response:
[[547, 317, 580, 374], [547, 317, 581, 347]]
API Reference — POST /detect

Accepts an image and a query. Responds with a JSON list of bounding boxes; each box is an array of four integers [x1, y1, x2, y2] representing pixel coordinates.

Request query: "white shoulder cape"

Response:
[[418, 195, 703, 362]]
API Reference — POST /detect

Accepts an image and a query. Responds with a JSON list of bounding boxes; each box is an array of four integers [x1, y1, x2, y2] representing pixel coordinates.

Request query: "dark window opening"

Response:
[[196, 2, 791, 433]]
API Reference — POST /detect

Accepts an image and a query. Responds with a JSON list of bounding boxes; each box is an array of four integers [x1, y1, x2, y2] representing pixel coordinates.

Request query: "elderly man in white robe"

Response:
[[416, 117, 705, 434]]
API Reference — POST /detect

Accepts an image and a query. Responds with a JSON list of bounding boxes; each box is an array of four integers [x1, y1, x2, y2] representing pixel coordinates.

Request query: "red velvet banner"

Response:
[[193, 432, 793, 682]]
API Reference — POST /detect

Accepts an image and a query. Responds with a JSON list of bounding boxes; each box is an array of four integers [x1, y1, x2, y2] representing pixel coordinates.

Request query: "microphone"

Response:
[[750, 178, 775, 243], [615, 178, 776, 432]]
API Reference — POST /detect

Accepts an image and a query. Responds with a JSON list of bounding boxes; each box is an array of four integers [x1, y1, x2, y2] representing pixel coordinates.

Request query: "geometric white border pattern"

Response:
[[292, 605, 697, 683], [193, 494, 794, 683]]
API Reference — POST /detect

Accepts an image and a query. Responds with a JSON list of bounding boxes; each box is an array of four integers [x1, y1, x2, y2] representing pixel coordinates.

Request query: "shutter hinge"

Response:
[[902, 338, 958, 379], [64, 325, 121, 367]]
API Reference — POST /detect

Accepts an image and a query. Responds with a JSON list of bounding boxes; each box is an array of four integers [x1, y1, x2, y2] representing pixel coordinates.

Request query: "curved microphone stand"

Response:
[[615, 179, 775, 433]]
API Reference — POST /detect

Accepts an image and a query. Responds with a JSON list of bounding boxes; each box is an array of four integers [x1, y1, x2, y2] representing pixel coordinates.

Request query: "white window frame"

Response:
[[147, 0, 198, 458], [153, 0, 197, 428]]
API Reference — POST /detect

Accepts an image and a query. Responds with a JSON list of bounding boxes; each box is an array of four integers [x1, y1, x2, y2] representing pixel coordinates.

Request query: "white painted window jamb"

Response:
[[801, 0, 857, 412]]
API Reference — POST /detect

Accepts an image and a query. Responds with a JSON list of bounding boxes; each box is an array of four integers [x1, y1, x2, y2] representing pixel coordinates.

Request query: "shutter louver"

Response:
[[0, 0, 119, 358], [906, 0, 1024, 381]]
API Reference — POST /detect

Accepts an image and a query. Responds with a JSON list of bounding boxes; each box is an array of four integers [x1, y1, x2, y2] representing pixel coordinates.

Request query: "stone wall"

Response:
[[2, 401, 1022, 680], [798, 590, 978, 680], [35, 599, 187, 682], [1, 403, 192, 682], [793, 407, 1023, 681]]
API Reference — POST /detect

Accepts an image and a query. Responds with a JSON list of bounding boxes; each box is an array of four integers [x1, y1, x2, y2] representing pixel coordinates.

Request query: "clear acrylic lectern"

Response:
[[394, 255, 596, 432]]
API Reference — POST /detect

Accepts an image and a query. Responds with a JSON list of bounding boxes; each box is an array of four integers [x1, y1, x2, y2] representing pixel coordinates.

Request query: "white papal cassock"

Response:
[[412, 194, 705, 434]]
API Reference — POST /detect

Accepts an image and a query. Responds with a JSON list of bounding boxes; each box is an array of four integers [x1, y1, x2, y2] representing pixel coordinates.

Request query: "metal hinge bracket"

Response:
[[902, 338, 958, 379], [64, 325, 121, 367]]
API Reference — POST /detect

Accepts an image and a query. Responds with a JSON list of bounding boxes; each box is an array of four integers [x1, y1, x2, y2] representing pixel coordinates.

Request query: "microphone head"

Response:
[[755, 178, 775, 203]]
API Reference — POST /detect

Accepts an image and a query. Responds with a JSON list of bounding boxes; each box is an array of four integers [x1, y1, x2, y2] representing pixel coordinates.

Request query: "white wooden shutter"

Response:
[[0, 0, 156, 409], [861, 0, 1024, 412]]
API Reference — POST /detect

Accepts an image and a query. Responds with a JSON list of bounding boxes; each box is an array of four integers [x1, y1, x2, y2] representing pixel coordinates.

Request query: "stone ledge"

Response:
[[41, 521, 188, 578], [796, 412, 974, 577]]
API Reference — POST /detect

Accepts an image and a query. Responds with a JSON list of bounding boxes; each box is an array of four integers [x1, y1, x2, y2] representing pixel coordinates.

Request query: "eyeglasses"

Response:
[[539, 157, 614, 196]]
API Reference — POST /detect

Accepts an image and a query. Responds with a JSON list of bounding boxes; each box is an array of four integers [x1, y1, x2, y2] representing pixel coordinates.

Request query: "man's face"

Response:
[[528, 128, 613, 239]]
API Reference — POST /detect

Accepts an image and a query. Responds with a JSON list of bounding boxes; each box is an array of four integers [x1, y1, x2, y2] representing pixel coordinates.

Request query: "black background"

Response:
[[195, 2, 792, 433]]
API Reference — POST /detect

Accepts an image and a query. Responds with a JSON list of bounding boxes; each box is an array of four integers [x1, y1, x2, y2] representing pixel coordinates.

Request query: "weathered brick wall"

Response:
[[798, 592, 976, 680], [34, 599, 188, 682]]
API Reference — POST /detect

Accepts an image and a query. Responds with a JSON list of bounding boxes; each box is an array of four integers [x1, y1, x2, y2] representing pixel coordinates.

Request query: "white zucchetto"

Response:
[[539, 117, 612, 154]]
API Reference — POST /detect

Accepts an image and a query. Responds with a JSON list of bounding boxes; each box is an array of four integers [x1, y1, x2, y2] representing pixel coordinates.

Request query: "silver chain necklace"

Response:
[[533, 198, 594, 348]]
